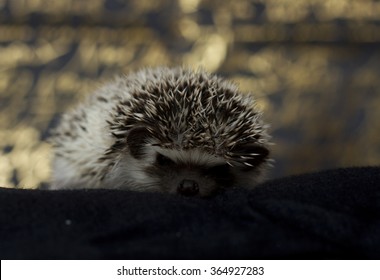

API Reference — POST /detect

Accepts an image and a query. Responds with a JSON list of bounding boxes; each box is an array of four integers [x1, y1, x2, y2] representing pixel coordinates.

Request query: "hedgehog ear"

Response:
[[126, 127, 152, 159], [231, 143, 269, 169]]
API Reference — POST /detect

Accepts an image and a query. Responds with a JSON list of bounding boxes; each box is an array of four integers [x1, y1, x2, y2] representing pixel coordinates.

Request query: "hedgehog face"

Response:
[[119, 126, 269, 197], [146, 152, 234, 197]]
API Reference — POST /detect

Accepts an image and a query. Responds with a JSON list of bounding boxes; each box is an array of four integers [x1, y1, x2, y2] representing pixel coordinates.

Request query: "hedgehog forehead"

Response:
[[154, 147, 226, 167]]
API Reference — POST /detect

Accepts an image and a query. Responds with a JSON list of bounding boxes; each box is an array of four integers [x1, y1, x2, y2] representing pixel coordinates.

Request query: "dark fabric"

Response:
[[0, 167, 379, 259]]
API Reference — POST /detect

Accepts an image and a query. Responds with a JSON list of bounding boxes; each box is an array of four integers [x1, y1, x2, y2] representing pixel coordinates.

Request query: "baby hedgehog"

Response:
[[49, 67, 271, 197]]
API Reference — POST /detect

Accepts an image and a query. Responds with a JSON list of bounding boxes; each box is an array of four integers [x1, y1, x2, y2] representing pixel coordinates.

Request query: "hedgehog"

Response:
[[49, 67, 271, 197]]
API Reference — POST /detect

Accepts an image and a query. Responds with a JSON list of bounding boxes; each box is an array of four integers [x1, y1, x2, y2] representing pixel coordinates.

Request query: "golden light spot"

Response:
[[231, 1, 256, 19], [34, 39, 68, 63], [98, 45, 135, 66], [248, 55, 272, 74], [179, 0, 201, 13], [0, 155, 13, 188], [0, 71, 11, 91], [179, 19, 201, 40], [56, 72, 81, 93], [183, 34, 227, 72]]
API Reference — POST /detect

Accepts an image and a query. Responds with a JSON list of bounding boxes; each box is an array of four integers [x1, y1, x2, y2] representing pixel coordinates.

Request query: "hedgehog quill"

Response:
[[49, 67, 271, 197]]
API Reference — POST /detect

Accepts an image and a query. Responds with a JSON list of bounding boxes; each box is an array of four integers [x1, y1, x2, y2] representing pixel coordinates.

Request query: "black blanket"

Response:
[[1, 167, 379, 259]]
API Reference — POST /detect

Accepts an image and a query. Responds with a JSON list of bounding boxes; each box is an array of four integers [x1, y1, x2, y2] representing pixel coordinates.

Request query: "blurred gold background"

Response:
[[1, 0, 380, 188]]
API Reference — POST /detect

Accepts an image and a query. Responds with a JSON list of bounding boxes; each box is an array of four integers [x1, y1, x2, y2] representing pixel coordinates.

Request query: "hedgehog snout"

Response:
[[177, 179, 199, 196]]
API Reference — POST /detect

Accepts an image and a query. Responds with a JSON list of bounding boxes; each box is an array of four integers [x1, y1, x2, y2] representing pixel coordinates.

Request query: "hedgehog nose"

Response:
[[178, 179, 199, 196]]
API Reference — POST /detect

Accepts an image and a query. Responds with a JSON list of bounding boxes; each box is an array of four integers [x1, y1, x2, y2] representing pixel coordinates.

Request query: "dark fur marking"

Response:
[[126, 127, 152, 159], [97, 96, 108, 103], [155, 153, 176, 167]]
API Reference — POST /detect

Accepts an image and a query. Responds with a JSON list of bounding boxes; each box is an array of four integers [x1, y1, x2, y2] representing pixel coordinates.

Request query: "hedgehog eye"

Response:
[[207, 164, 230, 176], [156, 153, 175, 166]]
